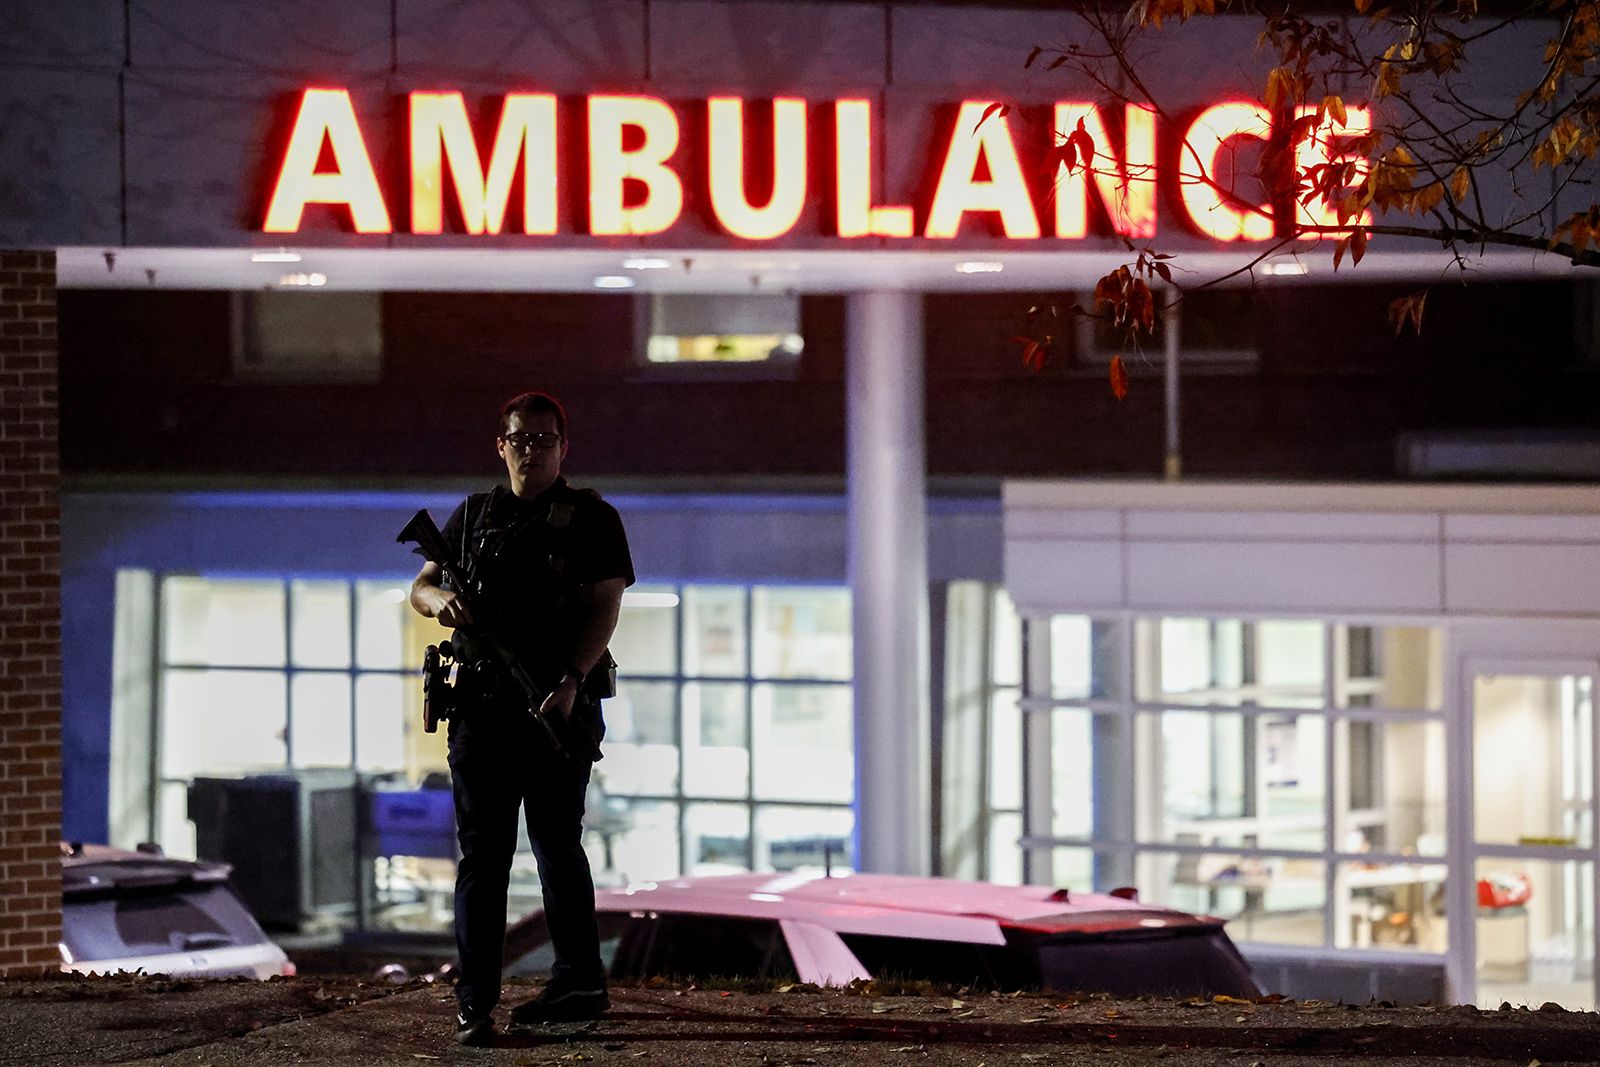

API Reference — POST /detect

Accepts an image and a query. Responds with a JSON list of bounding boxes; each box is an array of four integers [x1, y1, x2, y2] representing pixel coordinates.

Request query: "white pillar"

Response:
[[846, 289, 931, 875]]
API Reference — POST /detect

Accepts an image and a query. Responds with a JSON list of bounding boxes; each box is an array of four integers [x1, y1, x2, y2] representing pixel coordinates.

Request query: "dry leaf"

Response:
[[1109, 354, 1129, 400]]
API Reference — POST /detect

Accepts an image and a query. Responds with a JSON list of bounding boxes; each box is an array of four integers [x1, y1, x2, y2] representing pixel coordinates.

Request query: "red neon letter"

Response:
[[707, 97, 808, 241], [263, 88, 391, 234], [1053, 103, 1157, 239], [409, 91, 557, 235], [587, 95, 682, 236], [1177, 101, 1274, 242], [1293, 103, 1373, 231], [834, 99, 913, 238], [925, 101, 1041, 240]]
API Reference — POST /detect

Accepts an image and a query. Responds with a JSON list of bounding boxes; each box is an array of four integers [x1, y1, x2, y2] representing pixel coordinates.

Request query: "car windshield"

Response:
[[610, 915, 798, 983], [838, 932, 1036, 990], [1034, 928, 1259, 998], [63, 883, 267, 962]]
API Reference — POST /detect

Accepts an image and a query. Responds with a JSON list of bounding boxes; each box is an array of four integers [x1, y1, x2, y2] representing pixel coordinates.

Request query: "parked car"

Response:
[[60, 843, 295, 980], [500, 872, 1260, 998]]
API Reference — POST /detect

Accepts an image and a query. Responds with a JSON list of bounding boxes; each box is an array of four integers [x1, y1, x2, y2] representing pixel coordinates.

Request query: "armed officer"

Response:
[[410, 391, 633, 1046]]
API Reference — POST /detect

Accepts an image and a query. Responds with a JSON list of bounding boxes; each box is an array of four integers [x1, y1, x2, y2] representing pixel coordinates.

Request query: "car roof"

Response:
[[61, 843, 232, 897], [597, 872, 1221, 940]]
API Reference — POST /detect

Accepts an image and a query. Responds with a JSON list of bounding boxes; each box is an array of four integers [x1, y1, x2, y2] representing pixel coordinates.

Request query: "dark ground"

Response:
[[6, 973, 1600, 1067]]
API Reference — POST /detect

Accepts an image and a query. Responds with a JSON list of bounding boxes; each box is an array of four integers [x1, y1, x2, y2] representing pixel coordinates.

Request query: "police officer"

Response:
[[410, 391, 633, 1046]]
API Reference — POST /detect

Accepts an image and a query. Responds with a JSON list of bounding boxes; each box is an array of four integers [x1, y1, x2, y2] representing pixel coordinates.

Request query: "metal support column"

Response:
[[846, 289, 931, 875]]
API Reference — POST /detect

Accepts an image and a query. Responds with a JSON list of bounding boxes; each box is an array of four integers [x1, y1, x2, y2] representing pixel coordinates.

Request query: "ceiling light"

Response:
[[955, 261, 1004, 274], [593, 275, 636, 289], [1263, 261, 1308, 276], [622, 591, 680, 608], [252, 249, 302, 263], [622, 257, 672, 270], [278, 271, 327, 287]]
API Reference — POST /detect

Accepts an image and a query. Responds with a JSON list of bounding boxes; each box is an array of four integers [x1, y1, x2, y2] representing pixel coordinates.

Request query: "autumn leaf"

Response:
[[974, 101, 1009, 133], [1388, 290, 1428, 337], [1351, 225, 1368, 264], [1450, 167, 1471, 202], [1024, 46, 1043, 69], [1109, 355, 1129, 400], [1334, 236, 1350, 270]]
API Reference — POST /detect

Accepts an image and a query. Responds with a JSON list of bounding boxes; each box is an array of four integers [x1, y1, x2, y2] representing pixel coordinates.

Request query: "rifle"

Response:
[[398, 508, 603, 763]]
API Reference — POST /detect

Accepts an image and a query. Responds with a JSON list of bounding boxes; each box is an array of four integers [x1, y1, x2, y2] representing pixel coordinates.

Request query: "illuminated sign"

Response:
[[262, 88, 1367, 243]]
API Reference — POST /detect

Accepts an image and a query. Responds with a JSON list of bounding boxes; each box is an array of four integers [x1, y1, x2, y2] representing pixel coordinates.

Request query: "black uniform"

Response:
[[438, 477, 634, 1021]]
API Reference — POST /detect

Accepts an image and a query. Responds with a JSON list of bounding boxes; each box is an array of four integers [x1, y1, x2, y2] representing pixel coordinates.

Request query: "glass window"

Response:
[[684, 586, 747, 678], [988, 811, 1024, 886], [161, 669, 287, 777], [682, 682, 749, 799], [355, 673, 406, 773], [752, 684, 852, 803], [1340, 719, 1446, 856], [1050, 617, 1119, 700], [612, 586, 679, 676], [1475, 858, 1594, 1011], [290, 580, 350, 668], [752, 587, 850, 680], [1050, 846, 1095, 890], [1136, 851, 1325, 947], [992, 590, 1021, 688], [1137, 711, 1324, 849], [685, 801, 750, 875], [354, 581, 408, 670], [600, 680, 679, 797], [290, 673, 352, 768], [606, 799, 682, 882], [755, 805, 854, 873], [1474, 674, 1593, 849], [1338, 625, 1443, 710], [1335, 860, 1446, 952], [988, 692, 1022, 810], [1137, 618, 1323, 708], [1051, 709, 1094, 839], [162, 577, 286, 667], [1256, 621, 1324, 708]]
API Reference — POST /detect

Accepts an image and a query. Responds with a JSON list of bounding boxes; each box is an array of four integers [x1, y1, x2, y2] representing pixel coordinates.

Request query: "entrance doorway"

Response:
[[1463, 660, 1598, 1009]]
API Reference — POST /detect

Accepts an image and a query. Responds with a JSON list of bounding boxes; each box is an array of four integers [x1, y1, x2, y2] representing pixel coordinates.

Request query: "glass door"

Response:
[[1465, 661, 1599, 1010]]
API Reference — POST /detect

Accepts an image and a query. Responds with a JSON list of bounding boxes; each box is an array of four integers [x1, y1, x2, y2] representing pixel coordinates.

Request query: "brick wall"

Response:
[[0, 250, 62, 975]]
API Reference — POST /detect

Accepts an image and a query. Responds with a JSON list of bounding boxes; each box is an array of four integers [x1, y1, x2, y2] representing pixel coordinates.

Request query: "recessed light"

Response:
[[1263, 261, 1308, 276], [955, 261, 1004, 274], [622, 257, 672, 270], [593, 275, 636, 289], [278, 271, 327, 287], [252, 249, 303, 264]]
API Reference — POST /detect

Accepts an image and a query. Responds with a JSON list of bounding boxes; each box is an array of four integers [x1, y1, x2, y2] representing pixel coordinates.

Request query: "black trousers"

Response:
[[447, 697, 605, 1017]]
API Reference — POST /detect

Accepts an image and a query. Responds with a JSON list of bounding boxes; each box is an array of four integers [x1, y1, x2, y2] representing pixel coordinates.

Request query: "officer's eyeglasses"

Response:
[[501, 431, 563, 452]]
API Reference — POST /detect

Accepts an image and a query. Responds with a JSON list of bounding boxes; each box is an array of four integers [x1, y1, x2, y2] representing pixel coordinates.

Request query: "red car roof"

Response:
[[597, 872, 1221, 940]]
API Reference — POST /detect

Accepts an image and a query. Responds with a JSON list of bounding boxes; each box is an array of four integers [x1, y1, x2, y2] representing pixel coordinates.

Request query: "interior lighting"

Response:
[[593, 275, 636, 289], [251, 249, 302, 263], [955, 261, 1004, 274], [622, 257, 672, 270], [1263, 261, 1309, 276], [278, 272, 328, 287]]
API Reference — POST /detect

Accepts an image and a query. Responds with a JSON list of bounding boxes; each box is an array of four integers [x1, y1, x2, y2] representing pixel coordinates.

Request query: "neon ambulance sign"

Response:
[[261, 88, 1367, 243]]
